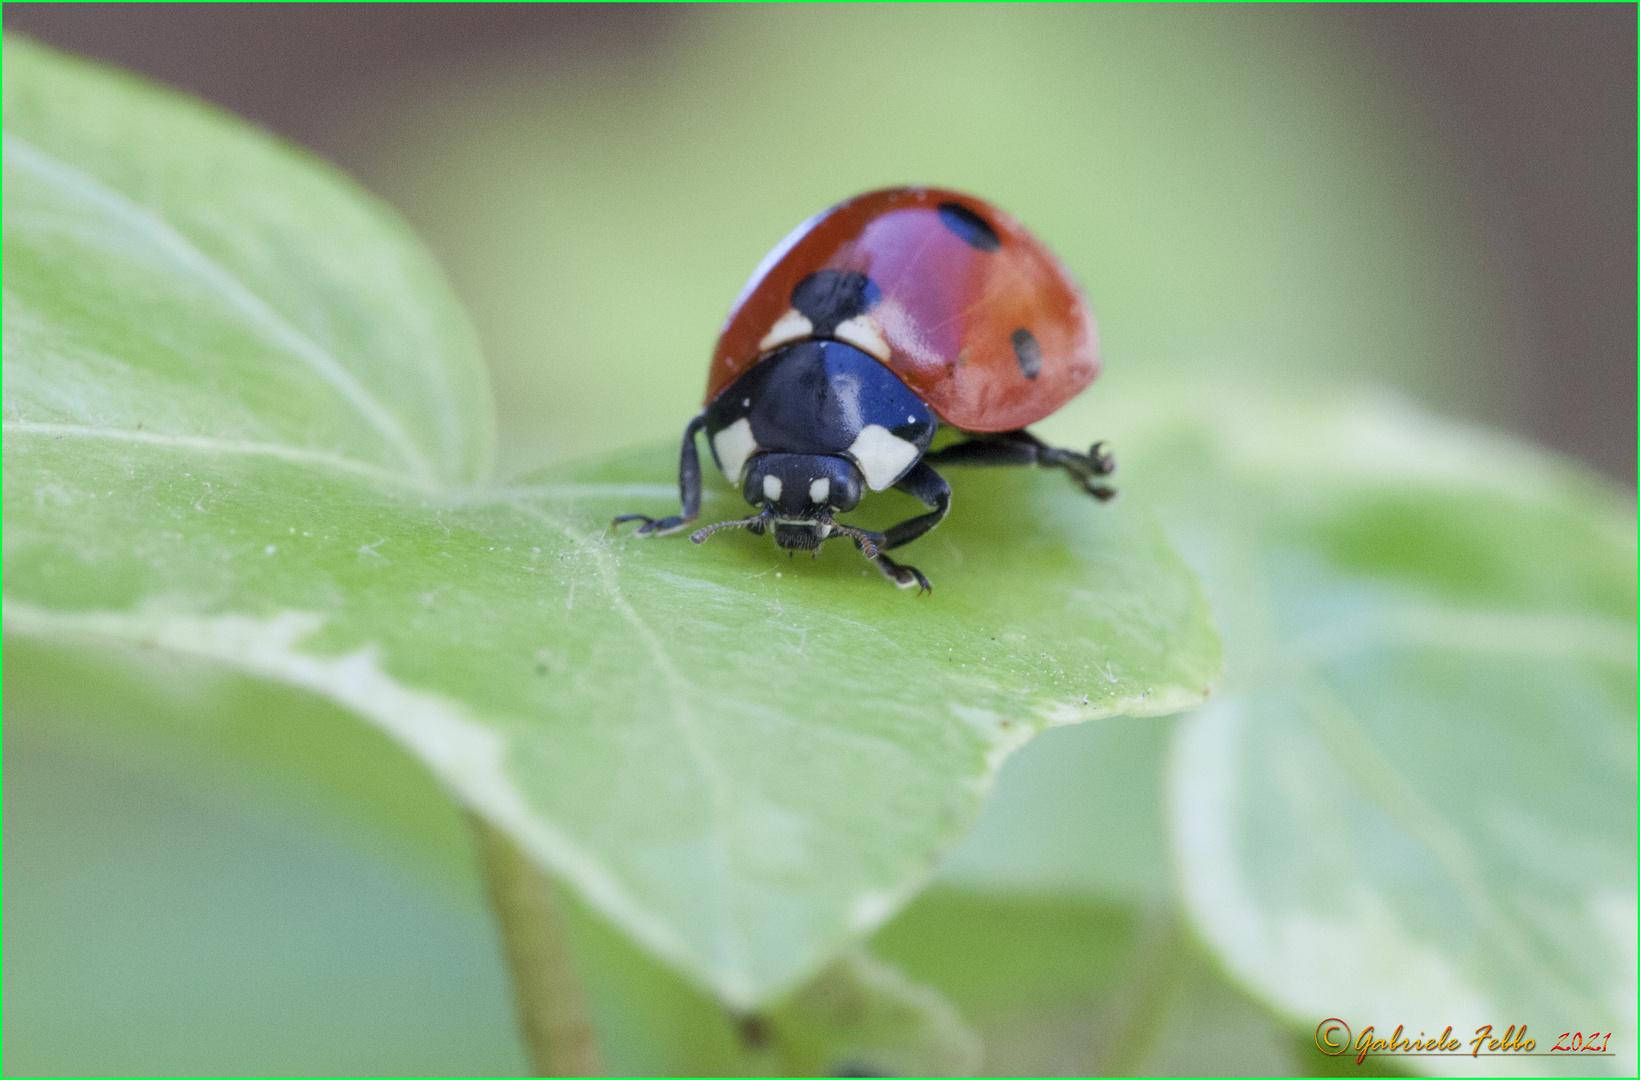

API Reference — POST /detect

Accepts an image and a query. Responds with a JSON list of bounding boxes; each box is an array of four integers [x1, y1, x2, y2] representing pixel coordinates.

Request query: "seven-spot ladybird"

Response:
[[615, 186, 1114, 592]]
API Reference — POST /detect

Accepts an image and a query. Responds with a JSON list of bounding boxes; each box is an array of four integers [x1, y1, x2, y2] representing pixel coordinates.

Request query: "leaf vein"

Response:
[[1, 419, 428, 490], [511, 503, 751, 985], [1295, 673, 1598, 1019], [2, 131, 436, 486]]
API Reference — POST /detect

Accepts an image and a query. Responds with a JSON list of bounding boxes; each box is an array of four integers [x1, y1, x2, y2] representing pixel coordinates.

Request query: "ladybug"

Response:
[[615, 187, 1114, 592]]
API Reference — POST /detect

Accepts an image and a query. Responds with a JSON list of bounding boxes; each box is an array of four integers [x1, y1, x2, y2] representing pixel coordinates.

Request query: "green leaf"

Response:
[[767, 950, 981, 1077], [1024, 385, 1633, 1074], [869, 890, 1353, 1076], [557, 880, 979, 1077], [934, 714, 1180, 905], [2, 36, 1221, 1010], [870, 382, 1634, 1076], [1, 38, 494, 487]]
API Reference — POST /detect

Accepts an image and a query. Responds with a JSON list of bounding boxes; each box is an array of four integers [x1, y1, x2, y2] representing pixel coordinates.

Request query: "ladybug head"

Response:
[[688, 452, 870, 554], [743, 453, 863, 544]]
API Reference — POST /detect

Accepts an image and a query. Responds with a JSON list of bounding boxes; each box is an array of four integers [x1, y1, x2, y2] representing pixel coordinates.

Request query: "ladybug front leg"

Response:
[[613, 412, 707, 536], [923, 429, 1117, 501], [855, 460, 951, 593]]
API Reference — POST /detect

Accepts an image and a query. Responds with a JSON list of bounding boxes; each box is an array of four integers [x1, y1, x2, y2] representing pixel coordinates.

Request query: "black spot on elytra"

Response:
[[937, 202, 1001, 251], [1011, 327, 1042, 379], [791, 270, 881, 335]]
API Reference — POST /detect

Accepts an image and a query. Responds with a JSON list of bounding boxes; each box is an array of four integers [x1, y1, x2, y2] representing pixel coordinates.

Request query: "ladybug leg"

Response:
[[923, 429, 1117, 501], [921, 437, 1038, 468], [825, 524, 931, 593], [871, 552, 932, 594], [613, 412, 707, 536], [1036, 435, 1117, 500], [861, 460, 951, 593], [882, 460, 952, 548]]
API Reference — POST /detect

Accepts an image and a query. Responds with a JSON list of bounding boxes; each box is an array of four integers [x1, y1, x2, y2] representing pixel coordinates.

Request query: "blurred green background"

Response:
[[5, 4, 1634, 1074]]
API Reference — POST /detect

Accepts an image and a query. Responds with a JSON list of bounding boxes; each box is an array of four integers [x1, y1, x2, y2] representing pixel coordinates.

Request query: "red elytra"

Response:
[[707, 186, 1100, 433]]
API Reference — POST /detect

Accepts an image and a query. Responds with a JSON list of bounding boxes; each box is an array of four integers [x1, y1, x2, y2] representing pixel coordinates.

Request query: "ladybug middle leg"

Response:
[[840, 460, 950, 593], [924, 429, 1117, 501], [613, 413, 707, 536]]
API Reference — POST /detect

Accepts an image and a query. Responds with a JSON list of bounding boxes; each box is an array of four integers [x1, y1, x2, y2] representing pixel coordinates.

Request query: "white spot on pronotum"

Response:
[[763, 474, 783, 501], [833, 315, 891, 362], [847, 424, 920, 490], [742, 398, 751, 408], [758, 307, 814, 352], [712, 417, 758, 482], [809, 477, 830, 504]]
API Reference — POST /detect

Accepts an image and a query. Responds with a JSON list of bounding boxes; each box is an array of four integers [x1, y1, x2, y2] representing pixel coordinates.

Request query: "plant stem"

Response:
[[470, 814, 604, 1076], [1096, 907, 1186, 1075]]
